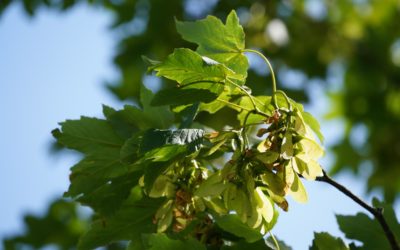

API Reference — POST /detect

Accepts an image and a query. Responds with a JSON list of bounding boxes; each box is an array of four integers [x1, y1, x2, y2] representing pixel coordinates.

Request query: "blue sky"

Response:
[[0, 3, 388, 249]]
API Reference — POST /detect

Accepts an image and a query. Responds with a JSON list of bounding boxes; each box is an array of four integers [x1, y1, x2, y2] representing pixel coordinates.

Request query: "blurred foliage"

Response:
[[2, 199, 127, 250], [3, 199, 87, 250]]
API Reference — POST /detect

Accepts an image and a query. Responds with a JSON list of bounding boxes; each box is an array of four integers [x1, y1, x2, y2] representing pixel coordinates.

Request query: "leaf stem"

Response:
[[243, 49, 278, 108], [216, 98, 252, 111], [226, 78, 258, 111], [316, 169, 400, 250], [216, 96, 270, 118], [269, 230, 280, 250], [275, 90, 292, 110], [242, 111, 253, 148]]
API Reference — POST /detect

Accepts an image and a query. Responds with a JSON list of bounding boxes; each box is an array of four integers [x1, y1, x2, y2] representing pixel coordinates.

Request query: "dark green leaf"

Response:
[[77, 171, 142, 216], [151, 82, 224, 106], [266, 236, 293, 250], [310, 232, 349, 250], [103, 85, 173, 132], [53, 117, 124, 154], [221, 239, 271, 249], [336, 199, 400, 250], [178, 103, 200, 129], [216, 214, 264, 243], [77, 186, 162, 250], [143, 234, 205, 250], [120, 133, 142, 164], [144, 162, 170, 193]]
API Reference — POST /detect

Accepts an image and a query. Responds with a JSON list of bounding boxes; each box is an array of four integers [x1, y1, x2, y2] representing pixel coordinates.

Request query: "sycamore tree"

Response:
[[4, 10, 400, 250]]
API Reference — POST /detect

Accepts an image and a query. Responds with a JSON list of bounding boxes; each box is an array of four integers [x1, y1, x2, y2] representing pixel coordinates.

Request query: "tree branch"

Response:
[[316, 169, 400, 250]]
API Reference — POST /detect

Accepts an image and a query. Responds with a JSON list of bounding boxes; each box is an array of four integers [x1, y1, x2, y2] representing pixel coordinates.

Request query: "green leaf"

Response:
[[151, 82, 224, 106], [256, 151, 280, 164], [202, 197, 227, 215], [144, 162, 171, 194], [281, 132, 294, 160], [195, 172, 227, 197], [222, 237, 292, 250], [310, 232, 349, 250], [266, 236, 293, 250], [150, 48, 242, 85], [302, 112, 324, 143], [139, 128, 205, 154], [221, 239, 270, 249], [292, 156, 323, 180], [77, 186, 162, 250], [77, 171, 142, 216], [53, 117, 124, 154], [144, 234, 205, 250], [297, 138, 324, 161], [103, 86, 173, 132], [336, 199, 400, 250], [199, 85, 242, 114], [178, 103, 199, 129], [254, 187, 275, 223], [64, 148, 127, 196], [176, 10, 248, 79], [216, 214, 264, 243], [288, 172, 308, 203], [102, 105, 140, 139], [120, 133, 141, 164], [237, 96, 273, 124], [139, 145, 188, 163], [54, 117, 138, 215], [261, 172, 286, 197], [140, 85, 174, 129]]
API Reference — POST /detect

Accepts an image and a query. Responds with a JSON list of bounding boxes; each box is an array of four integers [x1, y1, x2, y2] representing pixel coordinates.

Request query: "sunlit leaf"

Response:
[[254, 187, 274, 223], [150, 48, 242, 85], [215, 214, 264, 243], [195, 173, 226, 197], [302, 112, 324, 143], [288, 173, 308, 203], [176, 10, 248, 79], [281, 132, 294, 160]]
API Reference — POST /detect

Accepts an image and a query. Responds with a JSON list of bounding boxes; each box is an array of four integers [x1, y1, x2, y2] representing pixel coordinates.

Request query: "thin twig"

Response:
[[316, 169, 400, 250]]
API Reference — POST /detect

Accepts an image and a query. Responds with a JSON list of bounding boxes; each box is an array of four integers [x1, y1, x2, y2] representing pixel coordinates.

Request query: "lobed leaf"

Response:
[[176, 10, 248, 79], [150, 48, 243, 85], [310, 232, 349, 250], [77, 186, 162, 250], [336, 199, 400, 250]]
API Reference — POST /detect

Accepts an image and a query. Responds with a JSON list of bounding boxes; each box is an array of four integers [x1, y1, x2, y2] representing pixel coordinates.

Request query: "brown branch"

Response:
[[316, 169, 400, 250]]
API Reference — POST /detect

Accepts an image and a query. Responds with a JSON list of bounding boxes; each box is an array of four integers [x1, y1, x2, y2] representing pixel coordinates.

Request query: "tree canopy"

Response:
[[1, 1, 400, 249]]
